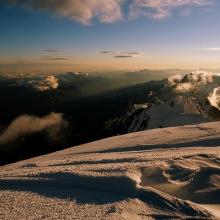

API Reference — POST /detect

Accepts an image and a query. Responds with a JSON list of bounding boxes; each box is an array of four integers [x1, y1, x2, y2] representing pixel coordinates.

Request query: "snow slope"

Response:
[[1, 121, 220, 219]]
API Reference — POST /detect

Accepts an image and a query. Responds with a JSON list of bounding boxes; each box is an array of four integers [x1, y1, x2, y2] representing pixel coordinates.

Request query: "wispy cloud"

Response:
[[129, 0, 212, 20], [100, 51, 114, 54], [123, 51, 143, 55], [114, 55, 134, 58], [41, 56, 69, 61], [6, 0, 213, 24], [101, 50, 143, 58], [42, 49, 59, 53], [202, 48, 220, 51]]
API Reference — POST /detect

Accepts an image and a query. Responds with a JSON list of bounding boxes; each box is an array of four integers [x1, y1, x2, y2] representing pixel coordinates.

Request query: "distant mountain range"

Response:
[[1, 70, 220, 165], [106, 71, 220, 134]]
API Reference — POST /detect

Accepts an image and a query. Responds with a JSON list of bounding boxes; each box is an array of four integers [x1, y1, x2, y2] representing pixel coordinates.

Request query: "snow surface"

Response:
[[1, 121, 220, 219]]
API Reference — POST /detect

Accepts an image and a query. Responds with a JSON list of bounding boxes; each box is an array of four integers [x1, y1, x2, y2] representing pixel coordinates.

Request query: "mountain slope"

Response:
[[1, 121, 220, 219]]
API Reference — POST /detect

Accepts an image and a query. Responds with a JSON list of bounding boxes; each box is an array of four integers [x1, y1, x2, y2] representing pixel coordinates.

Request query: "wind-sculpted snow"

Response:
[[1, 122, 220, 219], [140, 154, 220, 203]]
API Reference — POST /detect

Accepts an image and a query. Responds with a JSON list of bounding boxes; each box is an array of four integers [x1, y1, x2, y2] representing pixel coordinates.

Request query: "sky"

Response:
[[1, 0, 220, 74]]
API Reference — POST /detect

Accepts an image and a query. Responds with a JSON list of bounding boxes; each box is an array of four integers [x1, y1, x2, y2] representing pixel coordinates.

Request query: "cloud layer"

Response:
[[7, 0, 212, 24]]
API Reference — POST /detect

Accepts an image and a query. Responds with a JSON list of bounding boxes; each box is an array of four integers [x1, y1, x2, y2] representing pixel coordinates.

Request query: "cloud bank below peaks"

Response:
[[0, 113, 67, 144], [166, 71, 220, 111], [167, 71, 216, 93], [29, 75, 59, 92]]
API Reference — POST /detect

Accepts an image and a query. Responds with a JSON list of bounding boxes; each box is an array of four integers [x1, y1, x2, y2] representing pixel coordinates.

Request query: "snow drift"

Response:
[[1, 121, 220, 219]]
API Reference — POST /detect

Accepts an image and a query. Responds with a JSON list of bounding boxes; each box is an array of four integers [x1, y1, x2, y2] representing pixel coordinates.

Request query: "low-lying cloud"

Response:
[[31, 75, 59, 92], [6, 0, 212, 24], [0, 113, 67, 144], [166, 71, 220, 111], [167, 74, 183, 86], [167, 71, 216, 93]]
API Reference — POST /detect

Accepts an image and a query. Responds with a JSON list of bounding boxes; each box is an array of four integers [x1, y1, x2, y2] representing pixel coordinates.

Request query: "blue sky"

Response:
[[1, 0, 220, 73]]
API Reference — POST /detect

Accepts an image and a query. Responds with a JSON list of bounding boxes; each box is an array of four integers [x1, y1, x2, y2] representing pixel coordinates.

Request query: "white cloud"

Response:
[[7, 0, 212, 24], [181, 71, 214, 84], [8, 0, 124, 24], [208, 87, 220, 111], [175, 82, 195, 93], [167, 74, 183, 86], [129, 0, 212, 20], [0, 113, 66, 144], [166, 71, 220, 112], [167, 71, 217, 93], [31, 75, 59, 92], [202, 48, 220, 51]]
